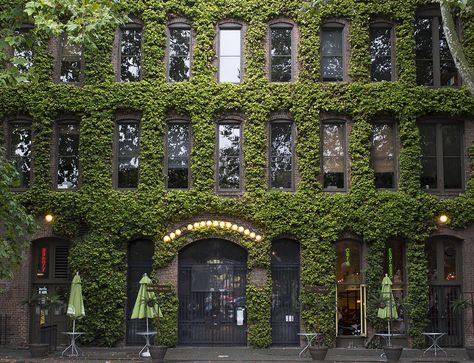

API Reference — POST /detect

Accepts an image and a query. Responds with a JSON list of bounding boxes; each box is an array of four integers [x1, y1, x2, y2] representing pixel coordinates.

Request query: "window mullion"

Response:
[[436, 123, 444, 192], [432, 17, 441, 87]]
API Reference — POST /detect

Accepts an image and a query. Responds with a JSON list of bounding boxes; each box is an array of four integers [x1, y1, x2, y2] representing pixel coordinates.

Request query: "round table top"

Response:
[[62, 332, 85, 335], [136, 331, 157, 336], [374, 333, 404, 337], [297, 333, 319, 337], [422, 332, 446, 336]]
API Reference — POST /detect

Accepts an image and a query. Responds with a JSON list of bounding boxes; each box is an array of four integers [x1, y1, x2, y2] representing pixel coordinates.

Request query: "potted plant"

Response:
[[309, 334, 329, 361], [22, 293, 64, 357], [451, 294, 474, 359]]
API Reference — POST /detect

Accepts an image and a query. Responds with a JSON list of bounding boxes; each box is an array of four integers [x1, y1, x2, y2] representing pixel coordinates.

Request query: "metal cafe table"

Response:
[[422, 332, 447, 357], [374, 332, 403, 360], [136, 331, 157, 357], [297, 332, 319, 357], [61, 331, 84, 357]]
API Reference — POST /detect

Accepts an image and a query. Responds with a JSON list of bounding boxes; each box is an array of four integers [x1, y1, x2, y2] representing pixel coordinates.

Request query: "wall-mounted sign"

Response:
[[147, 284, 173, 293], [304, 285, 330, 293]]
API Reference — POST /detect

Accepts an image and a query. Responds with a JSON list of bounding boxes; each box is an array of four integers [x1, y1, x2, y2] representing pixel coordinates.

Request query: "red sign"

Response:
[[40, 247, 47, 274]]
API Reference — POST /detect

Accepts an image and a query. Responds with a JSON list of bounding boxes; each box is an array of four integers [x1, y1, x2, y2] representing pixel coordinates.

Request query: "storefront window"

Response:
[[425, 238, 460, 283]]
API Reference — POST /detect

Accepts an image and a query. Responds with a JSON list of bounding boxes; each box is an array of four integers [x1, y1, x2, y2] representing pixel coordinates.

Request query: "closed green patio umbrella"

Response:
[[377, 274, 398, 346], [131, 273, 162, 334], [67, 272, 85, 333]]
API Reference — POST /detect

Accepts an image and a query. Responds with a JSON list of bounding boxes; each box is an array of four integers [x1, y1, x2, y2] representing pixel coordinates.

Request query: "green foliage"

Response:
[[156, 291, 178, 347], [0, 0, 474, 348]]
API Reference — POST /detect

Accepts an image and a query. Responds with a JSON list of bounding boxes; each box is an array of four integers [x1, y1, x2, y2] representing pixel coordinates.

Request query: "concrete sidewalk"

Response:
[[0, 346, 471, 363]]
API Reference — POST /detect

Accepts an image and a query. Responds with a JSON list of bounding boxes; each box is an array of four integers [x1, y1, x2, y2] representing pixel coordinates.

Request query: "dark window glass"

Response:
[[336, 241, 361, 283], [117, 122, 139, 188], [120, 27, 142, 82], [167, 123, 190, 189], [384, 240, 404, 283], [415, 14, 458, 87], [13, 29, 33, 74], [370, 26, 392, 81], [270, 122, 293, 189], [60, 37, 82, 83], [9, 123, 32, 188], [322, 122, 345, 190], [168, 28, 191, 82], [218, 123, 241, 190], [270, 27, 292, 82], [420, 122, 462, 191], [321, 27, 343, 82], [57, 123, 79, 189], [426, 239, 460, 283], [219, 29, 241, 83], [371, 123, 395, 189]]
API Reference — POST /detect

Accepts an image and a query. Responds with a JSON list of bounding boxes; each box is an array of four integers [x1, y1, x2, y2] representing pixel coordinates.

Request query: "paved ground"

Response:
[[0, 346, 471, 363]]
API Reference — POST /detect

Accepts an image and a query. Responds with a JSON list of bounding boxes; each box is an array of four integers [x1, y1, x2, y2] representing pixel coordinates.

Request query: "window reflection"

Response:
[[321, 28, 343, 82], [322, 122, 345, 189], [270, 122, 293, 189], [169, 28, 191, 82], [120, 27, 142, 82], [9, 123, 32, 188], [218, 123, 241, 190], [57, 123, 79, 189], [118, 122, 140, 188], [60, 36, 82, 83], [370, 26, 392, 81], [371, 123, 395, 188], [167, 123, 190, 189], [270, 27, 292, 82], [13, 28, 33, 74], [219, 29, 241, 83]]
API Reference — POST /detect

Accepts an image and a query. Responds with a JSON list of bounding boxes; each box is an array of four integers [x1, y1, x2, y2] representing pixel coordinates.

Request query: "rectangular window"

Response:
[[270, 27, 292, 82], [370, 25, 393, 81], [219, 28, 241, 83], [270, 122, 293, 189], [117, 121, 140, 188], [371, 123, 396, 189], [167, 122, 190, 189], [9, 122, 32, 189], [168, 27, 191, 82], [322, 122, 345, 190], [420, 122, 463, 192], [57, 122, 80, 189], [59, 37, 82, 83], [415, 14, 459, 87], [321, 27, 343, 82], [13, 28, 33, 74], [120, 27, 142, 82], [218, 123, 241, 190]]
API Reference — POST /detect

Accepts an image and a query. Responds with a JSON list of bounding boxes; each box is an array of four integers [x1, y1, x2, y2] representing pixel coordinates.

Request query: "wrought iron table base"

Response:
[[61, 332, 84, 357]]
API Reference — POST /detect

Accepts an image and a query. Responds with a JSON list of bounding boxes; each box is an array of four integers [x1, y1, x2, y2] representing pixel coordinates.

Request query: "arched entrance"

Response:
[[271, 239, 300, 345], [126, 239, 154, 345], [178, 239, 247, 345]]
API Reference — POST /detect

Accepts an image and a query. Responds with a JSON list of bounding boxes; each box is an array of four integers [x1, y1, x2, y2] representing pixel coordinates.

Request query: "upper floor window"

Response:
[[59, 36, 83, 83], [12, 26, 33, 74], [321, 22, 347, 82], [168, 22, 191, 82], [119, 23, 142, 82], [219, 24, 242, 83], [419, 120, 463, 192], [269, 121, 293, 190], [166, 121, 190, 189], [218, 122, 241, 191], [371, 121, 397, 189], [56, 120, 80, 190], [322, 121, 346, 190], [7, 119, 32, 189], [415, 7, 459, 87], [269, 23, 293, 82], [426, 237, 461, 283], [115, 117, 140, 188], [370, 22, 395, 81]]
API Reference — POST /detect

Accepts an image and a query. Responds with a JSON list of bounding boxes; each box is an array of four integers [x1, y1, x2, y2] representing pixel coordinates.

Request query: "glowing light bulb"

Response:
[[232, 224, 238, 231], [213, 220, 219, 227], [163, 236, 170, 242], [170, 232, 176, 239], [219, 221, 225, 228], [244, 229, 250, 235], [250, 232, 256, 238], [206, 220, 212, 226], [225, 222, 232, 228], [439, 215, 448, 224], [194, 222, 200, 228], [45, 214, 53, 223], [187, 224, 193, 230], [238, 226, 244, 233], [200, 221, 206, 227], [175, 229, 182, 236], [256, 235, 262, 241]]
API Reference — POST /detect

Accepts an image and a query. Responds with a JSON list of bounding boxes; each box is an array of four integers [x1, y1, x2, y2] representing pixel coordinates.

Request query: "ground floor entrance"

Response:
[[178, 239, 247, 345]]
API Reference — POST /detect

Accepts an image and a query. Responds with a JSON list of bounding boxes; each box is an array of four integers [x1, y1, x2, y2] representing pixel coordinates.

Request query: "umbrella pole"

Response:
[[387, 320, 391, 347], [73, 319, 76, 334], [146, 317, 149, 334]]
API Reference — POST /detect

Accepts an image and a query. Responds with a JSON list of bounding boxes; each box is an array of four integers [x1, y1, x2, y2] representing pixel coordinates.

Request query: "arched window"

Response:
[[320, 20, 349, 82], [6, 116, 32, 190], [321, 118, 347, 191], [218, 22, 244, 83], [369, 20, 396, 82], [114, 113, 141, 189], [268, 21, 295, 82], [167, 19, 192, 82]]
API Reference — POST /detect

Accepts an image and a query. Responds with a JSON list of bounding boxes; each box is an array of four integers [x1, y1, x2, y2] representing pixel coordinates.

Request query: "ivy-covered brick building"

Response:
[[1, 0, 474, 349]]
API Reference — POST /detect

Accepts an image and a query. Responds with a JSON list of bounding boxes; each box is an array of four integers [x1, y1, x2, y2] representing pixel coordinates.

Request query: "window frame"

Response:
[[5, 116, 33, 192], [418, 117, 465, 194], [55, 34, 85, 84], [320, 20, 350, 82], [320, 117, 348, 192], [166, 19, 193, 83], [113, 112, 141, 190], [415, 6, 461, 87], [370, 118, 399, 190], [369, 20, 397, 82], [216, 117, 244, 194], [32, 238, 70, 284], [268, 119, 295, 191], [268, 20, 295, 83], [8, 24, 34, 75], [116, 19, 144, 82], [426, 236, 462, 286], [217, 21, 245, 84], [53, 117, 81, 191], [165, 118, 192, 190]]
